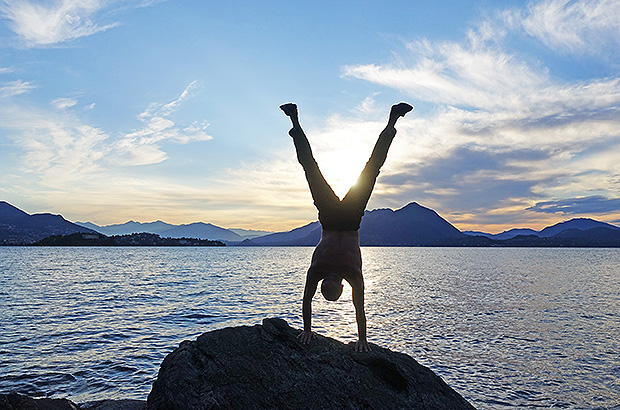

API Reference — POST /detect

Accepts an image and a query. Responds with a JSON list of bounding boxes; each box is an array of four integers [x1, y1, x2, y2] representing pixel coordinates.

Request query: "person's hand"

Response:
[[354, 339, 371, 352], [297, 330, 316, 345]]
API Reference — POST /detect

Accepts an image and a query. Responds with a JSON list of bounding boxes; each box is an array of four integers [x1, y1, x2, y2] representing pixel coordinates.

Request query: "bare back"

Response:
[[309, 230, 362, 281]]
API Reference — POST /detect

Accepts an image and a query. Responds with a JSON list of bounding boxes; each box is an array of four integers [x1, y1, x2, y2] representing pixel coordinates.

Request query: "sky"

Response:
[[1, 0, 620, 233]]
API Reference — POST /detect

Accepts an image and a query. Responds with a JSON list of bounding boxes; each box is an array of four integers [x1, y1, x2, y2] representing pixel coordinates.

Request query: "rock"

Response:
[[80, 400, 146, 410], [0, 395, 146, 410], [148, 318, 475, 410], [0, 393, 79, 410]]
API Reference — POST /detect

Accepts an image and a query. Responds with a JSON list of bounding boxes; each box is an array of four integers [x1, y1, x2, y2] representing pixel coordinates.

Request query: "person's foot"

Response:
[[280, 103, 298, 118], [391, 102, 413, 118]]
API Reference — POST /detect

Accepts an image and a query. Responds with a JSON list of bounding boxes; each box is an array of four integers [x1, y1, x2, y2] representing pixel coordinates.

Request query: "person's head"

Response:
[[321, 273, 343, 301]]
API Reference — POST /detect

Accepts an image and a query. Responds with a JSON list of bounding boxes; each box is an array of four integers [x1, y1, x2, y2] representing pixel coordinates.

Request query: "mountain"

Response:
[[75, 220, 176, 236], [553, 227, 620, 240], [32, 232, 225, 247], [248, 221, 321, 246], [464, 217, 620, 240], [229, 228, 274, 239], [0, 201, 97, 245], [244, 202, 465, 246], [359, 202, 465, 245], [466, 228, 540, 240], [163, 222, 243, 241], [546, 227, 620, 246], [537, 218, 620, 237], [79, 220, 242, 241], [493, 228, 539, 240], [74, 221, 106, 232]]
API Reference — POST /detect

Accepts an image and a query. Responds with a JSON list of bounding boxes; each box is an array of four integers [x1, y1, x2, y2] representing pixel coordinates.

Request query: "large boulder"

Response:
[[81, 400, 146, 410], [148, 318, 475, 409], [0, 394, 146, 410], [0, 393, 79, 410]]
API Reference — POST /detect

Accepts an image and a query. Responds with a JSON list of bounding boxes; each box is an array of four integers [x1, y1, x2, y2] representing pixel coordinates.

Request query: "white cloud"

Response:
[[138, 81, 200, 120], [343, 38, 554, 113], [116, 81, 211, 165], [354, 94, 381, 116], [514, 0, 620, 55], [0, 82, 213, 209], [0, 0, 119, 47], [1, 108, 109, 188], [0, 79, 36, 97], [51, 97, 78, 110]]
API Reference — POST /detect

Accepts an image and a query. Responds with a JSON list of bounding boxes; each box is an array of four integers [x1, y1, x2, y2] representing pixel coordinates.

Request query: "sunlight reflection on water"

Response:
[[1, 246, 619, 409]]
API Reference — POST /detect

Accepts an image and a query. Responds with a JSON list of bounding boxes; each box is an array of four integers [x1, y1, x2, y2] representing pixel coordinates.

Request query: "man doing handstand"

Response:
[[280, 102, 413, 352]]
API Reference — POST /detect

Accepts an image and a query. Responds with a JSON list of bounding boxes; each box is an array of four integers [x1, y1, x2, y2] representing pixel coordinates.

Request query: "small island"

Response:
[[31, 232, 225, 247]]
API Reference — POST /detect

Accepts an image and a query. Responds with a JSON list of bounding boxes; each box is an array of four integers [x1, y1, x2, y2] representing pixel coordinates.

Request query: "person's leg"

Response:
[[342, 103, 413, 210], [280, 103, 340, 210]]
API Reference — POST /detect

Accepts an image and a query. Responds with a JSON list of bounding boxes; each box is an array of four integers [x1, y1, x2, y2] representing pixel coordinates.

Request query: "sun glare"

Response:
[[319, 151, 368, 199]]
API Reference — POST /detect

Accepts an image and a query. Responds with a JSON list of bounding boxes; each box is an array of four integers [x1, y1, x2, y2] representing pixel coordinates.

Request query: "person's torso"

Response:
[[309, 230, 362, 278]]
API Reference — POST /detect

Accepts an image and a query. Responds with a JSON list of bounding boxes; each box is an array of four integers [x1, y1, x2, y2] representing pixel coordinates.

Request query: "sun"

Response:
[[319, 151, 368, 199]]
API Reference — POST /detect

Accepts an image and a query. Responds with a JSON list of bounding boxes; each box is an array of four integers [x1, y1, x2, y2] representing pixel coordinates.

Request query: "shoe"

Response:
[[391, 102, 413, 117], [280, 103, 298, 117]]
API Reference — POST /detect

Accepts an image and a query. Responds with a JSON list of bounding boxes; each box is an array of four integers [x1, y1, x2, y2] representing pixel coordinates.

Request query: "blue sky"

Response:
[[1, 0, 620, 233]]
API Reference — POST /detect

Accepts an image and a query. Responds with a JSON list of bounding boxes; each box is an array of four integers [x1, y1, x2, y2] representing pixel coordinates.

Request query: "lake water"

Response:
[[0, 247, 619, 409]]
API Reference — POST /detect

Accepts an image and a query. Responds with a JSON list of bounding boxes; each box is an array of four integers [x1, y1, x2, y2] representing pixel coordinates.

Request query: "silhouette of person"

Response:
[[281, 102, 413, 352]]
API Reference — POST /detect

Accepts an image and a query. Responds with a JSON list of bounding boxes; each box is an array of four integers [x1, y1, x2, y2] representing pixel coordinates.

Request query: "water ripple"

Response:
[[0, 246, 619, 409]]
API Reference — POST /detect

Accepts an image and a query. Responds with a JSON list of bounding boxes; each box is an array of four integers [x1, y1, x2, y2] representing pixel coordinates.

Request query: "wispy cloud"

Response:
[[116, 81, 211, 166], [0, 105, 109, 188], [51, 97, 78, 110], [0, 79, 36, 97], [510, 0, 620, 55], [343, 42, 620, 116], [0, 0, 161, 47], [0, 0, 120, 47], [527, 196, 620, 214]]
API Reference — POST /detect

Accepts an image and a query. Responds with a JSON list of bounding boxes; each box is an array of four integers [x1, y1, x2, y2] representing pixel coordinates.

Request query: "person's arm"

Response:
[[351, 277, 370, 352], [298, 273, 319, 344]]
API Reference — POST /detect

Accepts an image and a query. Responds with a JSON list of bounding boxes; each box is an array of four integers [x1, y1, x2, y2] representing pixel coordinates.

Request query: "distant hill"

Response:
[[0, 201, 97, 245], [163, 223, 243, 242], [76, 220, 176, 236], [78, 220, 243, 241], [464, 217, 620, 240], [228, 228, 274, 239], [248, 222, 321, 246], [32, 232, 225, 247], [464, 228, 539, 240], [243, 202, 465, 246], [537, 218, 620, 237]]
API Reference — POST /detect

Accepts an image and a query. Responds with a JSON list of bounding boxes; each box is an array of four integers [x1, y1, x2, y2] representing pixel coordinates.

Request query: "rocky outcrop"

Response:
[[0, 394, 145, 410], [81, 400, 146, 410], [148, 318, 475, 410], [0, 393, 79, 410]]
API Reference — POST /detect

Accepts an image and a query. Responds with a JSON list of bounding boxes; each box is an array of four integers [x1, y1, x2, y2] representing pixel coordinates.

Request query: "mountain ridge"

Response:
[[0, 201, 97, 244], [3, 200, 620, 246], [75, 220, 243, 241], [463, 217, 620, 240]]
